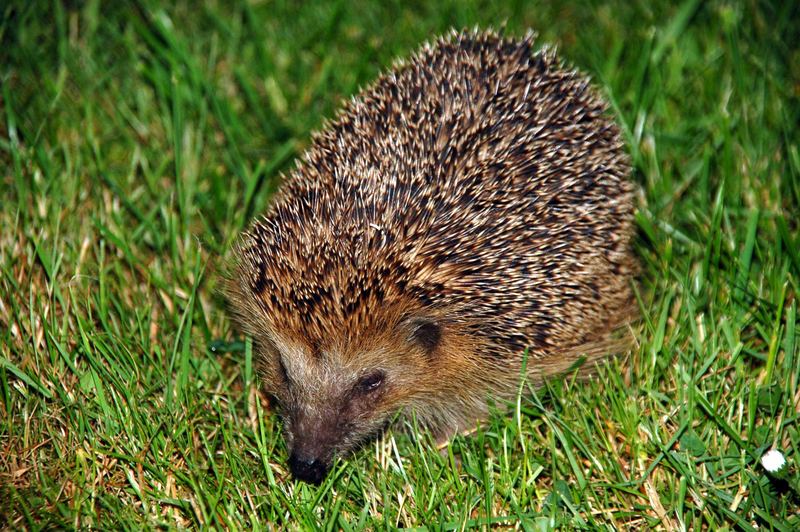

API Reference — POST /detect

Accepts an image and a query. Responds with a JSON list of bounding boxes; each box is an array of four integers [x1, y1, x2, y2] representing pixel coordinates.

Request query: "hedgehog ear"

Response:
[[406, 318, 442, 355]]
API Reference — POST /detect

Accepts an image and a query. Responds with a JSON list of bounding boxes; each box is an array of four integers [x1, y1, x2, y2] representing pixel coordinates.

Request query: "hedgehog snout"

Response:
[[288, 451, 329, 485], [284, 406, 344, 484]]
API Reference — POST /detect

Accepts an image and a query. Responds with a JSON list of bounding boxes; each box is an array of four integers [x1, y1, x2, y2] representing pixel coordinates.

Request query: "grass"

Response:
[[1, 0, 799, 528]]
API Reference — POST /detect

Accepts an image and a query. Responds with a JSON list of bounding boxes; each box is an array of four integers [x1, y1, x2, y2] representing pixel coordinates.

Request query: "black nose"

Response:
[[288, 453, 329, 485]]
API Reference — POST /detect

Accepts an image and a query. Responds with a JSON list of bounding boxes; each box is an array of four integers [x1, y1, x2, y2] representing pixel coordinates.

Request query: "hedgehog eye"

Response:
[[356, 371, 385, 394]]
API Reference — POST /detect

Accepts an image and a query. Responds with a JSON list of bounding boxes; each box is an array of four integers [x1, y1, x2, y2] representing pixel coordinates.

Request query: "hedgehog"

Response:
[[227, 29, 637, 485]]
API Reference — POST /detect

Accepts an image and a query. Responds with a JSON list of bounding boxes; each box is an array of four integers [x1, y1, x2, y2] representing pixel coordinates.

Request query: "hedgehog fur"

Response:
[[227, 29, 637, 484]]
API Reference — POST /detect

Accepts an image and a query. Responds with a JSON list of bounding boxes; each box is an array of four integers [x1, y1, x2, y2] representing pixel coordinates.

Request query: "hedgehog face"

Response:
[[259, 316, 443, 484]]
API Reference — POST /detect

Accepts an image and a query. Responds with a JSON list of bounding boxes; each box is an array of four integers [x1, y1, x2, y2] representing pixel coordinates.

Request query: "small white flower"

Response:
[[761, 449, 787, 473]]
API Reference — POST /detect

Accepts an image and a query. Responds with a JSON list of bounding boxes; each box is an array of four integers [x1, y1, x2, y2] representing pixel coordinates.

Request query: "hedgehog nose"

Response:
[[288, 453, 329, 485]]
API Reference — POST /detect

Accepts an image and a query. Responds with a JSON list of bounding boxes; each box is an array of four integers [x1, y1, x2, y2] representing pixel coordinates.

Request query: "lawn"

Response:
[[1, 0, 799, 528]]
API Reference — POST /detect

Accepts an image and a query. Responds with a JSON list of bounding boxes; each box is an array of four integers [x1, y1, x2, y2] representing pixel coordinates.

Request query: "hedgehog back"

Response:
[[236, 31, 635, 365]]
